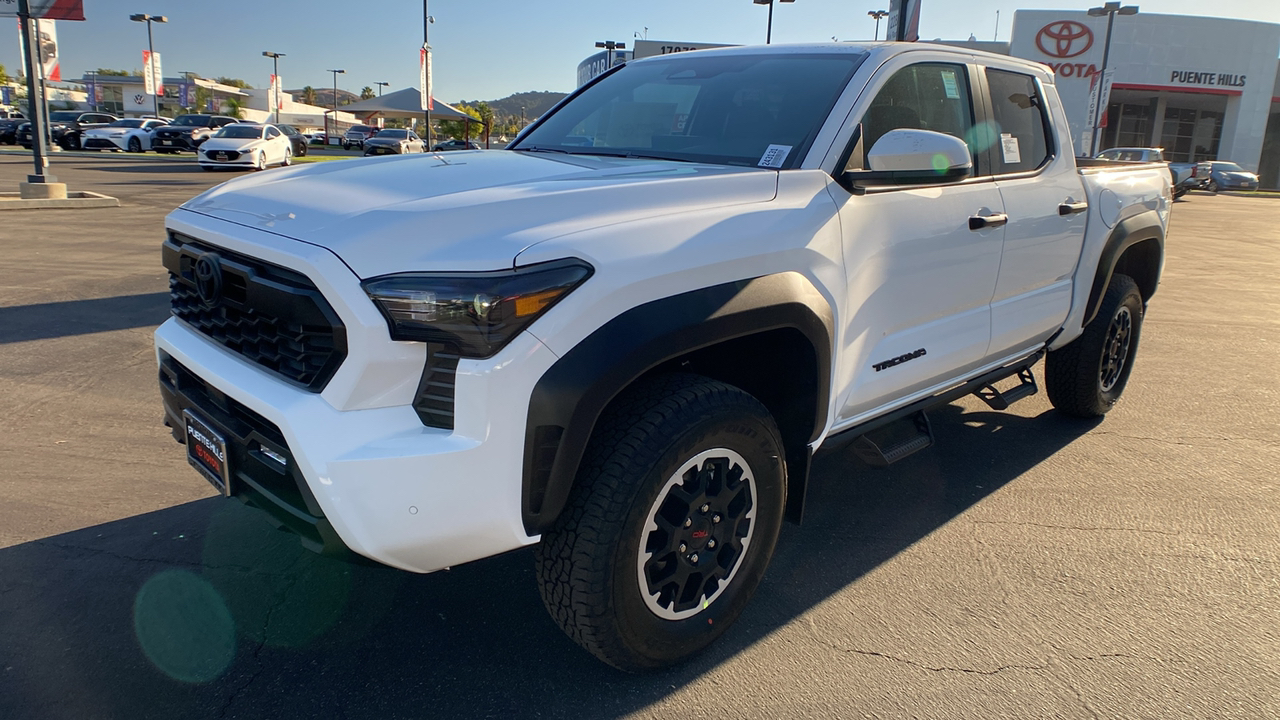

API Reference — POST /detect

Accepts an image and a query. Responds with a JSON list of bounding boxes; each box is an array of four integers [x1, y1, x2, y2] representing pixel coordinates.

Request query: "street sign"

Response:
[[0, 1, 85, 21]]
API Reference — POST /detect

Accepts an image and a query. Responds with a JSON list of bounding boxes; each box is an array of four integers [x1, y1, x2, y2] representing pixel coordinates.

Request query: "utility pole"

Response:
[[423, 0, 433, 144], [375, 81, 389, 96], [328, 68, 344, 144], [868, 10, 889, 41], [753, 0, 796, 45]]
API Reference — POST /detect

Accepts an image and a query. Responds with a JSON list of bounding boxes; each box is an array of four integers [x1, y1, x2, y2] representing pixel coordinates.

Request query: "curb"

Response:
[[0, 190, 120, 210]]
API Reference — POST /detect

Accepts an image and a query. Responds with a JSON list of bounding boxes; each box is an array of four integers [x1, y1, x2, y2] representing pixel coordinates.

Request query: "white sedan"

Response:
[[198, 123, 294, 171], [81, 118, 169, 153]]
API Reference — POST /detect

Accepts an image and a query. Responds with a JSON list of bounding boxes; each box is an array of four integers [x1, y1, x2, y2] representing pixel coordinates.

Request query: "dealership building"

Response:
[[576, 11, 1280, 188]]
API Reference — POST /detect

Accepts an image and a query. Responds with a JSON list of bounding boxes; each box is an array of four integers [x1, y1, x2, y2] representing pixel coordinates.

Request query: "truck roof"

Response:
[[628, 41, 1055, 83]]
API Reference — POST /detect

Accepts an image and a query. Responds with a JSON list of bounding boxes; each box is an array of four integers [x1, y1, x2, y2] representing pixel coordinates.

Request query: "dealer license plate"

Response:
[[184, 410, 231, 496], [215, 152, 228, 161], [160, 139, 172, 145]]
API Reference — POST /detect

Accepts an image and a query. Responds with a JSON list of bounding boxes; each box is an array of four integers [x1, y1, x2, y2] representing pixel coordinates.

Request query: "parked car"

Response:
[[432, 138, 481, 152], [152, 114, 241, 153], [1096, 147, 1200, 198], [0, 115, 25, 145], [275, 124, 309, 158], [157, 44, 1171, 671], [82, 117, 169, 153], [197, 123, 294, 171], [362, 128, 426, 155], [17, 111, 117, 150], [1203, 161, 1259, 192], [342, 125, 379, 150]]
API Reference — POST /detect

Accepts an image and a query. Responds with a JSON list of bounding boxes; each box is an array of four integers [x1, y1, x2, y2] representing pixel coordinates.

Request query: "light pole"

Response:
[[262, 51, 285, 124], [423, 2, 434, 143], [594, 41, 626, 69], [375, 81, 389, 96], [130, 13, 168, 119], [868, 10, 888, 41], [752, 0, 795, 45], [1087, 2, 1138, 155], [327, 68, 344, 145]]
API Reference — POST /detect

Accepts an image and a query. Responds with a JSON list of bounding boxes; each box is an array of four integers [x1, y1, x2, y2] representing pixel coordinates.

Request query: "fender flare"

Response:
[[1082, 209, 1164, 327], [521, 273, 834, 535]]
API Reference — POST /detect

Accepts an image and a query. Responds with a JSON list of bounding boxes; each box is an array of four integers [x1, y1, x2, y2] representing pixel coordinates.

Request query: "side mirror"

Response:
[[843, 128, 973, 190]]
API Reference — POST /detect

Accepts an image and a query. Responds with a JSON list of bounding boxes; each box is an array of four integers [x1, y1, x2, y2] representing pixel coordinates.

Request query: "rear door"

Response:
[[829, 55, 1008, 423], [982, 65, 1087, 357]]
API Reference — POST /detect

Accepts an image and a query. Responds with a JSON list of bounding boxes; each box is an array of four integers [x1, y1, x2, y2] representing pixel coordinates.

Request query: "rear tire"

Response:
[[535, 373, 786, 672], [1207, 179, 1219, 193], [1045, 273, 1144, 417]]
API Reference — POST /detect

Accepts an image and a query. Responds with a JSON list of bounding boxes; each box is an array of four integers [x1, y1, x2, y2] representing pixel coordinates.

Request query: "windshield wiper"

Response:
[[566, 150, 696, 163], [512, 146, 570, 154]]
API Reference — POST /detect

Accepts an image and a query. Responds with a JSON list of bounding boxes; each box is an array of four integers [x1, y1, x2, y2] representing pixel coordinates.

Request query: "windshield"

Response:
[[173, 115, 212, 127], [108, 119, 146, 128], [350, 126, 376, 134], [1213, 162, 1245, 172], [214, 125, 264, 139], [514, 52, 866, 169], [50, 112, 81, 122], [375, 129, 408, 139]]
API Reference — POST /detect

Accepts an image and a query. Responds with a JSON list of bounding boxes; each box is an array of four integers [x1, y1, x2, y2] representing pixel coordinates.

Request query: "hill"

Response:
[[456, 91, 568, 122]]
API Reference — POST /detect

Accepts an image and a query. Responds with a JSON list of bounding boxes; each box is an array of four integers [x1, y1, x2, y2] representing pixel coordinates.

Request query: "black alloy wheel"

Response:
[[127, 137, 142, 153], [536, 373, 787, 671], [1046, 273, 1144, 417], [1099, 305, 1133, 393]]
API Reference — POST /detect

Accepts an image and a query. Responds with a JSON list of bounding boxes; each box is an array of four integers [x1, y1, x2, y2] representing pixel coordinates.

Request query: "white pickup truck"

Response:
[[156, 43, 1170, 671]]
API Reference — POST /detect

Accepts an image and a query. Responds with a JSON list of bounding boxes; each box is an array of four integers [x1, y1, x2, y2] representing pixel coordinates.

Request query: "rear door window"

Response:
[[984, 68, 1053, 175]]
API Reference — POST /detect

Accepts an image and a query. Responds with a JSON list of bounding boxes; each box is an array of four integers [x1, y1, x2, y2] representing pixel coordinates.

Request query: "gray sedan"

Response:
[[362, 129, 426, 156]]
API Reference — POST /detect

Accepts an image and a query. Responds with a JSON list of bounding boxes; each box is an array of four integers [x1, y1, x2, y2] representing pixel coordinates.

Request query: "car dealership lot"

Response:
[[0, 156, 1276, 718]]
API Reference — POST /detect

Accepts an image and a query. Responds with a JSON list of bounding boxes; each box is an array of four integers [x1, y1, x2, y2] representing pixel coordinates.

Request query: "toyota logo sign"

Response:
[[194, 253, 223, 308], [1036, 21, 1094, 59]]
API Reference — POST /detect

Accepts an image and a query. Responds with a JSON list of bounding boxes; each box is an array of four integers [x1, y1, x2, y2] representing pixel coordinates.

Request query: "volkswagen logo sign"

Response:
[[194, 253, 223, 308], [1036, 21, 1094, 59]]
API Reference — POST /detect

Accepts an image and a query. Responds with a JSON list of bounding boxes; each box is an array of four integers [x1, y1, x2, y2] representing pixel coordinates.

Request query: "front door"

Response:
[[830, 60, 1007, 425]]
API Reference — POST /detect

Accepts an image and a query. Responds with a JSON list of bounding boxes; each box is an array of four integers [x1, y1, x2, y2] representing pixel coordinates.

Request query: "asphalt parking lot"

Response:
[[0, 154, 1277, 719]]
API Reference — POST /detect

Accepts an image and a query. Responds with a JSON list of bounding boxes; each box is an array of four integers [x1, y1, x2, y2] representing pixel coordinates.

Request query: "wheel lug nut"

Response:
[[678, 542, 687, 553], [707, 539, 716, 549], [712, 514, 721, 523], [683, 518, 692, 528], [700, 504, 710, 513], [689, 553, 699, 563]]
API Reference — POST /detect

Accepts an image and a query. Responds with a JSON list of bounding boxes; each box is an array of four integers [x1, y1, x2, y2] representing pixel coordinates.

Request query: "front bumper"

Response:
[[83, 137, 127, 150], [154, 135, 198, 150], [154, 212, 556, 573], [363, 145, 404, 155]]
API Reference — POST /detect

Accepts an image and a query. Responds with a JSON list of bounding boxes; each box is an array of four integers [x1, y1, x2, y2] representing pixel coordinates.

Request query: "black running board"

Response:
[[974, 366, 1038, 410], [851, 411, 934, 466], [824, 351, 1045, 457]]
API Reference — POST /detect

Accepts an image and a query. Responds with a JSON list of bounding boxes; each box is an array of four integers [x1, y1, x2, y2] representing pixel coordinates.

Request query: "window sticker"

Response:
[[1000, 133, 1021, 165], [941, 70, 960, 99], [758, 144, 792, 168]]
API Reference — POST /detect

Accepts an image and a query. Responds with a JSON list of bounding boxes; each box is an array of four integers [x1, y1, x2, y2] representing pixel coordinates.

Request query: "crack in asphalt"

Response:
[[1090, 430, 1279, 448], [215, 553, 305, 719], [837, 646, 1048, 676], [968, 520, 1181, 536]]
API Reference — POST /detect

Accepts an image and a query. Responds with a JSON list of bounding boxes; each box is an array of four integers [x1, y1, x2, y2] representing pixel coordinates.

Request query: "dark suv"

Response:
[[0, 112, 25, 145], [17, 111, 117, 150], [151, 114, 241, 153]]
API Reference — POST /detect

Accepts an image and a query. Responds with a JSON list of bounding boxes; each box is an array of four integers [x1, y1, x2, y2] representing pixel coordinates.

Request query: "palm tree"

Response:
[[302, 85, 316, 105], [360, 86, 375, 100]]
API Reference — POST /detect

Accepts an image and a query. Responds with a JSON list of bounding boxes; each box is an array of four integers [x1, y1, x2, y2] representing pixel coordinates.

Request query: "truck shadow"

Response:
[[0, 402, 1099, 719]]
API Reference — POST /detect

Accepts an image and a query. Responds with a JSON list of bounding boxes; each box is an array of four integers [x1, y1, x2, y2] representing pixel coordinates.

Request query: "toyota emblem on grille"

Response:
[[194, 253, 223, 308]]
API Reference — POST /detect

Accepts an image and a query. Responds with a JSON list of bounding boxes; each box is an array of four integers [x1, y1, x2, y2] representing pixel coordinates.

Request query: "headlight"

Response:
[[109, 132, 126, 138], [362, 259, 593, 357]]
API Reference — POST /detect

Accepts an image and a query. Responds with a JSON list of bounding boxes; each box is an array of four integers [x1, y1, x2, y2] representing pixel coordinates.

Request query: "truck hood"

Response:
[[176, 150, 778, 278]]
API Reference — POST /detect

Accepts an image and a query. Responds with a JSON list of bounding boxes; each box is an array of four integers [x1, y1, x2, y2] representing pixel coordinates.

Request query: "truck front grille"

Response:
[[163, 233, 347, 391]]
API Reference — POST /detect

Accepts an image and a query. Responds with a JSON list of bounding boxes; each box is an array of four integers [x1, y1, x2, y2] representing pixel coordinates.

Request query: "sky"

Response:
[[8, 0, 1280, 104]]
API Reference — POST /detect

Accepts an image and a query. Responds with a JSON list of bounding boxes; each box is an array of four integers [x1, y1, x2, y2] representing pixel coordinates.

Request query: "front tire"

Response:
[[535, 374, 786, 672], [1207, 179, 1219, 193], [255, 152, 266, 171], [127, 137, 142, 153], [1046, 273, 1144, 417]]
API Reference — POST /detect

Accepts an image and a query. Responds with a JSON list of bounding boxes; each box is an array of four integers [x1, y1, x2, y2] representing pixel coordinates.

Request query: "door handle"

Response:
[[969, 213, 1009, 231], [1058, 201, 1089, 216]]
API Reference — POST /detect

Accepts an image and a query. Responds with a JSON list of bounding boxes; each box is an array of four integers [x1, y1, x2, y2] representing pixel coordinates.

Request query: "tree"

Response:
[[94, 68, 132, 76], [360, 86, 375, 100], [302, 85, 316, 105], [0, 64, 8, 85], [224, 98, 245, 119], [436, 103, 485, 141], [214, 77, 253, 90]]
